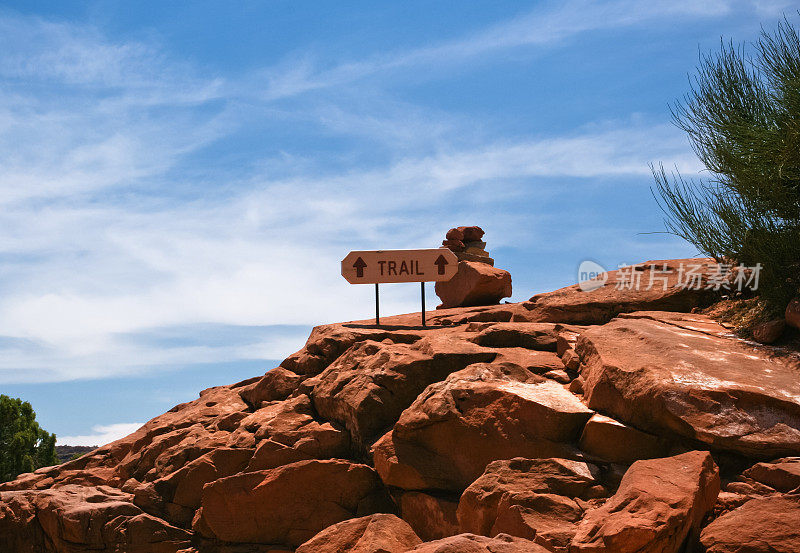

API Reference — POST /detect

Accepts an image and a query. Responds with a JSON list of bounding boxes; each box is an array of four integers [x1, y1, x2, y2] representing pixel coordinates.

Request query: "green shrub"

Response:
[[0, 395, 58, 483], [653, 17, 800, 311]]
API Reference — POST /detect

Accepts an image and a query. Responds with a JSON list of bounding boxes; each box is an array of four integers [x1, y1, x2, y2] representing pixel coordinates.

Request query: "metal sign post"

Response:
[[375, 283, 380, 325], [341, 248, 457, 326]]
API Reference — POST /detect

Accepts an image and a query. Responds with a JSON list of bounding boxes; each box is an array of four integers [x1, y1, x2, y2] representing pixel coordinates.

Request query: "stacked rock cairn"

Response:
[[441, 226, 494, 266]]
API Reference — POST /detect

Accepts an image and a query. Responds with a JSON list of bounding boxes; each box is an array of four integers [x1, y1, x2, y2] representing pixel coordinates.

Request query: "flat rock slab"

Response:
[[522, 259, 720, 325], [578, 312, 800, 457], [700, 495, 800, 553]]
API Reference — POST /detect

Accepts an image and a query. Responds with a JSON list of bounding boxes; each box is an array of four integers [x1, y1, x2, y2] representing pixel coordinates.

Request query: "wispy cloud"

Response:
[[250, 0, 736, 100], [57, 422, 143, 446], [0, 1, 754, 384]]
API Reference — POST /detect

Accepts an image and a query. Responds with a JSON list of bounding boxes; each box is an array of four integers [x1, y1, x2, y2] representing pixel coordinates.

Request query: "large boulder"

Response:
[[435, 261, 512, 309], [577, 312, 800, 457], [458, 458, 605, 552], [408, 533, 550, 552], [700, 495, 800, 553], [374, 364, 592, 491], [0, 485, 190, 553], [570, 451, 720, 553], [521, 259, 720, 324], [311, 336, 495, 450], [295, 513, 422, 553], [195, 459, 388, 547]]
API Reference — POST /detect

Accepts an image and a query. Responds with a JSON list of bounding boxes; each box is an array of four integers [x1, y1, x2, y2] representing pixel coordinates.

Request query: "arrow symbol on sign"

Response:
[[353, 257, 367, 278], [434, 254, 449, 275]]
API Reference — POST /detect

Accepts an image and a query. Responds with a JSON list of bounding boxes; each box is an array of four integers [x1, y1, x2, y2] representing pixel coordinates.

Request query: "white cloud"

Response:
[[249, 0, 736, 100], [57, 422, 144, 447], [0, 4, 726, 384]]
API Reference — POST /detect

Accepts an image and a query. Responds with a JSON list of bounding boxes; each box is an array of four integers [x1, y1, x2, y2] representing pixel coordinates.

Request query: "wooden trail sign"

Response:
[[341, 248, 459, 326], [341, 248, 458, 284]]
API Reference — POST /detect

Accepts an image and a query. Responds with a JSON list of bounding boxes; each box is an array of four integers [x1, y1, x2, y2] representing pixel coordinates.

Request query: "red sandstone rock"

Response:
[[280, 324, 424, 376], [196, 459, 388, 547], [0, 485, 190, 553], [571, 451, 720, 553], [408, 533, 549, 552], [457, 457, 603, 549], [224, 394, 349, 471], [578, 312, 800, 457], [435, 261, 512, 309], [295, 513, 422, 553], [465, 322, 558, 350], [400, 492, 460, 541], [522, 259, 720, 324], [442, 239, 466, 251], [238, 367, 305, 406], [375, 363, 592, 491], [578, 414, 668, 465], [446, 228, 465, 241], [457, 226, 485, 242], [742, 457, 800, 492], [786, 298, 800, 330], [752, 319, 786, 344], [700, 495, 800, 553], [311, 336, 494, 449]]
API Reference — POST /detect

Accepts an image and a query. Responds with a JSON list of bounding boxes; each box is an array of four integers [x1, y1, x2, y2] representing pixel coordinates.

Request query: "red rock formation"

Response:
[[577, 311, 800, 457], [2, 257, 798, 553], [457, 458, 606, 552], [436, 261, 512, 308], [295, 513, 422, 553], [571, 451, 720, 553], [195, 459, 388, 547]]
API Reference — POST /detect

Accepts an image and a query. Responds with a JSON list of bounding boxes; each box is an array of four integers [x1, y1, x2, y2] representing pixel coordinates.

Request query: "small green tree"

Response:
[[0, 395, 58, 483], [653, 17, 800, 311]]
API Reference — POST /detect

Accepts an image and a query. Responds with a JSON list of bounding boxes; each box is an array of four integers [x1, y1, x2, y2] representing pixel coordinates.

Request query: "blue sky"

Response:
[[0, 0, 792, 445]]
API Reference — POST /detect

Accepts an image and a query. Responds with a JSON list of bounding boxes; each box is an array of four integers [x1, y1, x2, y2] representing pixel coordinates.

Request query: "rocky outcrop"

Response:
[[457, 458, 606, 551], [577, 311, 800, 458], [195, 459, 388, 547], [522, 259, 720, 324], [3, 257, 799, 553], [571, 451, 720, 553], [310, 335, 495, 450], [374, 363, 592, 491], [0, 485, 190, 553]]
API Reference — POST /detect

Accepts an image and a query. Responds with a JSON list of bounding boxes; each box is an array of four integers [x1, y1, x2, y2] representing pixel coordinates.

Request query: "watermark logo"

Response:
[[577, 260, 608, 292], [576, 260, 762, 292]]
